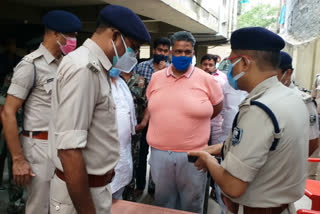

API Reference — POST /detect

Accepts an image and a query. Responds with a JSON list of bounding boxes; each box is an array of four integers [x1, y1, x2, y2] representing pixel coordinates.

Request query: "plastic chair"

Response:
[[297, 209, 320, 214], [305, 158, 320, 211]]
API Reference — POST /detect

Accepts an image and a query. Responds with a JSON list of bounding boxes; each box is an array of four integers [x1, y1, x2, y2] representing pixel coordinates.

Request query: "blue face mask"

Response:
[[109, 68, 121, 77], [171, 55, 192, 71], [226, 58, 244, 90]]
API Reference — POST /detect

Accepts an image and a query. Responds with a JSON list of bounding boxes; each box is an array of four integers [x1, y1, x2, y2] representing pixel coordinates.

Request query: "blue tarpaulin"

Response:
[[279, 4, 286, 24]]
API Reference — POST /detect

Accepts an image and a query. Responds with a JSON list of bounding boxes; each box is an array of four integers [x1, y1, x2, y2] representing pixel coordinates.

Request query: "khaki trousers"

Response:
[[21, 134, 54, 214], [50, 175, 112, 214]]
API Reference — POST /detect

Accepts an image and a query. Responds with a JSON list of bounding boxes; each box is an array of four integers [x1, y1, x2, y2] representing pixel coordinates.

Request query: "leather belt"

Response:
[[55, 169, 115, 188], [22, 130, 48, 140], [222, 194, 288, 214]]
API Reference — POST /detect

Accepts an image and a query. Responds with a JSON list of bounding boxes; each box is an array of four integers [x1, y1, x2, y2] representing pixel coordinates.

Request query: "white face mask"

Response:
[[280, 70, 289, 86], [111, 34, 137, 73]]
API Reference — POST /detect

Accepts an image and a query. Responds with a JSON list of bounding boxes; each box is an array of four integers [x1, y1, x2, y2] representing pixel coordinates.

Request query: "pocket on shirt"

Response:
[[43, 80, 53, 94]]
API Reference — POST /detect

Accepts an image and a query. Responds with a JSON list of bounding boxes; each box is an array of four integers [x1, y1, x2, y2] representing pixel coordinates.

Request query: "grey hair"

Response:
[[170, 31, 196, 47]]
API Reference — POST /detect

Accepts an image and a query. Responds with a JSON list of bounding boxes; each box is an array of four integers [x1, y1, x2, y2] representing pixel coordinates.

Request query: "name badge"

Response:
[[310, 115, 317, 126], [231, 127, 243, 146]]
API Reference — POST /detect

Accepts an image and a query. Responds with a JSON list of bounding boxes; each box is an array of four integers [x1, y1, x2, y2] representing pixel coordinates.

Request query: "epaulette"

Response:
[[299, 90, 313, 104], [87, 54, 101, 73], [22, 49, 43, 64]]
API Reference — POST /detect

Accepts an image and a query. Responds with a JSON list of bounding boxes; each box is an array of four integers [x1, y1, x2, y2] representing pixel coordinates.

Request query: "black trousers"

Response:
[[135, 125, 155, 192], [136, 125, 149, 190]]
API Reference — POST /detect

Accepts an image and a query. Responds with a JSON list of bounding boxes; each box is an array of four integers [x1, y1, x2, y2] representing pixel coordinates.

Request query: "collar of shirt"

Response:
[[166, 64, 195, 79], [83, 39, 112, 71], [240, 76, 279, 107], [39, 43, 56, 64]]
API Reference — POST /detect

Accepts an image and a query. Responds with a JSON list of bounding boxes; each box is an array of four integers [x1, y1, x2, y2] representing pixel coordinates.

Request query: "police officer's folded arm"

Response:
[[220, 106, 274, 192], [54, 63, 98, 213], [54, 65, 97, 150], [194, 106, 274, 198]]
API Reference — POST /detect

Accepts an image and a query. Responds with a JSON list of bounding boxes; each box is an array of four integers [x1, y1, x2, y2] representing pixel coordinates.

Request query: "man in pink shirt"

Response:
[[146, 31, 223, 213]]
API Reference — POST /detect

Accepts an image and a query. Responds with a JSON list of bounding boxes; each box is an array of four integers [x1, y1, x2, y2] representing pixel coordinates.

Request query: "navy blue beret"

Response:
[[279, 51, 293, 69], [99, 5, 151, 43], [231, 27, 285, 51], [43, 10, 82, 33]]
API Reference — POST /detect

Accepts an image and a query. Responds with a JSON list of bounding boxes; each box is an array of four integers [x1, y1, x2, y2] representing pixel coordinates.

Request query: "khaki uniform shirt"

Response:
[[222, 76, 309, 207], [48, 39, 119, 175], [8, 44, 60, 131], [291, 84, 319, 140], [312, 74, 320, 115]]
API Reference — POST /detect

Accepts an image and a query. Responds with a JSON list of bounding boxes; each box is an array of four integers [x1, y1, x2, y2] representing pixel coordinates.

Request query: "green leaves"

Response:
[[238, 4, 279, 29]]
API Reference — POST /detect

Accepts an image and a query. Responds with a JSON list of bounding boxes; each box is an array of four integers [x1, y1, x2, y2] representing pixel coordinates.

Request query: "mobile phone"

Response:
[[188, 155, 198, 163]]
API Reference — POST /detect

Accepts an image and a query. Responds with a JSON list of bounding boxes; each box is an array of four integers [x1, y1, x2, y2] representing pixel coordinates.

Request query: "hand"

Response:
[[188, 151, 217, 173], [12, 158, 35, 187], [202, 144, 223, 156], [135, 122, 147, 133], [158, 61, 167, 70]]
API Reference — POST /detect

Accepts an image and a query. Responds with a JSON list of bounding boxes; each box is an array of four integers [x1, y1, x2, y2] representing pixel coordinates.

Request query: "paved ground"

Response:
[[0, 157, 319, 213]]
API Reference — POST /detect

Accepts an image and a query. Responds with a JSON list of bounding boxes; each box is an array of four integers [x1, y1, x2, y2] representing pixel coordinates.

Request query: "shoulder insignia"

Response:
[[22, 49, 42, 63], [87, 54, 101, 73], [310, 114, 317, 126], [231, 127, 243, 146], [300, 91, 312, 104]]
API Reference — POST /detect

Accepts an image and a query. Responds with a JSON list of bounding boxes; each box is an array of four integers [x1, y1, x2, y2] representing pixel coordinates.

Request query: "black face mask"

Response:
[[153, 54, 168, 64]]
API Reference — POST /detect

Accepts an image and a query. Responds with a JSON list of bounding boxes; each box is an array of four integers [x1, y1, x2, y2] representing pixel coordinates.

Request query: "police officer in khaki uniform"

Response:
[[1, 11, 81, 214], [277, 51, 319, 158], [48, 5, 150, 214], [312, 74, 320, 117], [189, 27, 309, 214], [278, 51, 320, 178]]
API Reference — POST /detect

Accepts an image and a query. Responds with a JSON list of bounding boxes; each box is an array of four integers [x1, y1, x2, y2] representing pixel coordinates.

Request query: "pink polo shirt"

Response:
[[146, 65, 223, 152]]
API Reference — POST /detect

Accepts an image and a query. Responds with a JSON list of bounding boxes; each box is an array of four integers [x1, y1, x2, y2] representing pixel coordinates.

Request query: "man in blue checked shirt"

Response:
[[137, 37, 171, 83]]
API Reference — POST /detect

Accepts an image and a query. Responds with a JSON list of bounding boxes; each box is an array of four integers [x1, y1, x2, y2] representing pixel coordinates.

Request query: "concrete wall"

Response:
[[285, 0, 320, 41], [282, 0, 320, 89], [283, 36, 320, 89]]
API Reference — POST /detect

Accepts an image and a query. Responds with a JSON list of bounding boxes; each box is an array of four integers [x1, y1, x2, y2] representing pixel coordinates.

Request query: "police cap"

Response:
[[43, 10, 82, 33], [231, 27, 285, 51], [99, 5, 151, 43], [279, 51, 293, 70]]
